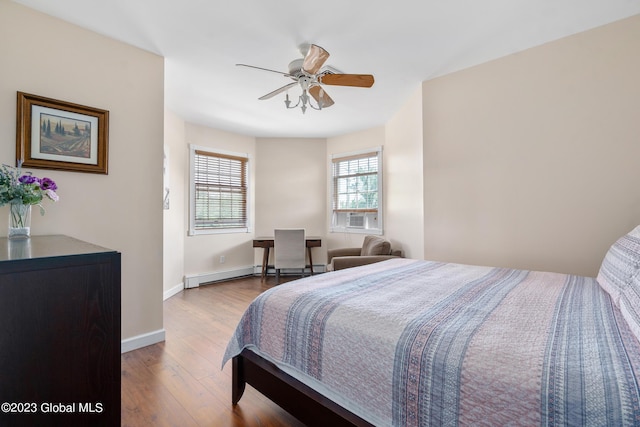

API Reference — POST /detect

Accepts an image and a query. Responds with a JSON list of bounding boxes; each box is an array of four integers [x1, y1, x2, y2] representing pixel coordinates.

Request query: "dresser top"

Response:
[[0, 235, 117, 262]]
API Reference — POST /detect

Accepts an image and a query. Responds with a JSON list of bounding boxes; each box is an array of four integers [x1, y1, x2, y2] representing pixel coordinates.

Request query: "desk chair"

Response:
[[274, 229, 306, 284]]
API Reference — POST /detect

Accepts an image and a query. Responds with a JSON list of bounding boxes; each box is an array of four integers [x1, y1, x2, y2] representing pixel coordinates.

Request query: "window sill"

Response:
[[188, 227, 250, 236], [330, 227, 382, 235]]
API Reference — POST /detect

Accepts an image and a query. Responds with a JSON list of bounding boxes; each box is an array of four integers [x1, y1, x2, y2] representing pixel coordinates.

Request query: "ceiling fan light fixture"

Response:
[[284, 88, 323, 114], [240, 43, 372, 114]]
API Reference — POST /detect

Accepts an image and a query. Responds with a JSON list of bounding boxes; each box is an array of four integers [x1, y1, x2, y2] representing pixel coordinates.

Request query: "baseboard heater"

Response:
[[184, 266, 255, 288]]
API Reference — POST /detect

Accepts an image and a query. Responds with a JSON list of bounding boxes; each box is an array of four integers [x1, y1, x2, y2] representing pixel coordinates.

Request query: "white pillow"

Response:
[[620, 264, 640, 342], [596, 225, 640, 307]]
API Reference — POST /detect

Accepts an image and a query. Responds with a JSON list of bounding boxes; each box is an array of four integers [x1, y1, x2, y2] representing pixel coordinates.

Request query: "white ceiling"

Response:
[[12, 0, 640, 138]]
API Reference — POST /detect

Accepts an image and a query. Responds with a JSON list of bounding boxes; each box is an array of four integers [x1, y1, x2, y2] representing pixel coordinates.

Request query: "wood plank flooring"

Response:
[[121, 275, 306, 427]]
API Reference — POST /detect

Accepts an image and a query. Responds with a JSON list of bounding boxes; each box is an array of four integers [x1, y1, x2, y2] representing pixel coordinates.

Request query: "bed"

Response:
[[223, 227, 640, 426]]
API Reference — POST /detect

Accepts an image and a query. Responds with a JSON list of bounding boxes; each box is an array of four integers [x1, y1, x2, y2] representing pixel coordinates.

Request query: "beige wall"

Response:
[[385, 86, 425, 259], [255, 138, 327, 265], [163, 110, 186, 295], [0, 2, 164, 342], [182, 122, 257, 276], [422, 14, 640, 277]]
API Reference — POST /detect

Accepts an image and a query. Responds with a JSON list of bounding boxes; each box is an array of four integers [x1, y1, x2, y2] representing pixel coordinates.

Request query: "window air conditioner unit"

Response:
[[347, 213, 365, 228]]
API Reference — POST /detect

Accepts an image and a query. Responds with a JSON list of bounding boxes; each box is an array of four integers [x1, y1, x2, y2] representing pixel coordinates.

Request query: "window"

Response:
[[330, 147, 382, 234], [189, 145, 249, 235]]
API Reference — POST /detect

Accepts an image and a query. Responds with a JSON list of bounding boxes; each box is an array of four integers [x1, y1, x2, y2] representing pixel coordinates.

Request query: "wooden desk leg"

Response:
[[261, 247, 270, 281], [307, 247, 314, 275]]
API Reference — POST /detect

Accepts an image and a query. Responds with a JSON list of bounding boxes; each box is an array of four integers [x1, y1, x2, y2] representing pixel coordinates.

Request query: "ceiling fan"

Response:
[[237, 44, 374, 113]]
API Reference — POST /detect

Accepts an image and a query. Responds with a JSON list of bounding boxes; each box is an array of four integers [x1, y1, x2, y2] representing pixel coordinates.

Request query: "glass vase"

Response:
[[8, 202, 32, 240], [7, 238, 31, 259]]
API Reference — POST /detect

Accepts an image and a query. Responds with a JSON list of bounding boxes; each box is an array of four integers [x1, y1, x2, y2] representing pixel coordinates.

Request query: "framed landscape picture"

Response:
[[16, 92, 109, 174]]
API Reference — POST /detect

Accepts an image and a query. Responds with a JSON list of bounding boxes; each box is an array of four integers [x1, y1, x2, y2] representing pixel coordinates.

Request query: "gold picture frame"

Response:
[[16, 92, 109, 174]]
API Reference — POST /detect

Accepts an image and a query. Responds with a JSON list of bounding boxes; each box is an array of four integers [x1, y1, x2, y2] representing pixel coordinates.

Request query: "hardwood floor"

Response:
[[121, 275, 306, 427]]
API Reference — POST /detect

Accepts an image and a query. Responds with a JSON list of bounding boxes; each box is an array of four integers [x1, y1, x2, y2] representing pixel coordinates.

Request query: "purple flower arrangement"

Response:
[[0, 163, 59, 213]]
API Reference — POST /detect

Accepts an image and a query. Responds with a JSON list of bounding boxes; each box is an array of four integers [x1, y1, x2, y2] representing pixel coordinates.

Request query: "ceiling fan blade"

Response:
[[236, 63, 291, 77], [309, 85, 334, 108], [302, 44, 330, 75], [258, 82, 298, 100], [320, 73, 374, 88]]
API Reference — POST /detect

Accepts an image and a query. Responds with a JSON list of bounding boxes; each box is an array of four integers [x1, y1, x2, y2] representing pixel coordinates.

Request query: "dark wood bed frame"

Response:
[[232, 348, 374, 427]]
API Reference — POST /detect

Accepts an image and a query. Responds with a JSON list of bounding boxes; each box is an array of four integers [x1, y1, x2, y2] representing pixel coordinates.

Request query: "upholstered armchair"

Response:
[[326, 235, 403, 271]]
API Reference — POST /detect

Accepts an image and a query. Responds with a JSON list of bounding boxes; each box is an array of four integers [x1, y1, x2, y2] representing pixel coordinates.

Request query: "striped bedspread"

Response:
[[223, 259, 640, 426]]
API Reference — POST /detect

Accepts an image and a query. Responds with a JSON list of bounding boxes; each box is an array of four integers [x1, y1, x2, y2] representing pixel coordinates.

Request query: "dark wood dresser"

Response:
[[0, 235, 121, 426]]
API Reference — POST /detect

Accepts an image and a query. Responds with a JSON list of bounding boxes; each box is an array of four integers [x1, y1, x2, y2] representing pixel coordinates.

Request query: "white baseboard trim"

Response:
[[163, 282, 184, 300], [184, 266, 255, 288], [121, 329, 166, 354]]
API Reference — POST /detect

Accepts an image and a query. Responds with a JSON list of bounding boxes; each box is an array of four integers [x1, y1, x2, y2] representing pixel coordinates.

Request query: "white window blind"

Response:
[[192, 149, 248, 232], [332, 151, 379, 212]]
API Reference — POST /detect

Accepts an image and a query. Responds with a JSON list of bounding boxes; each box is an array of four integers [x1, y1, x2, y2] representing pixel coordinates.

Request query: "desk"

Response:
[[253, 237, 322, 280]]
